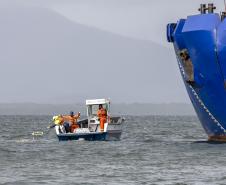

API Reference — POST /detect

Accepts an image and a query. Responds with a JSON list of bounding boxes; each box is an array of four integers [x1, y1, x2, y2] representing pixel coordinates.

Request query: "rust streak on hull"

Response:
[[208, 135, 226, 142]]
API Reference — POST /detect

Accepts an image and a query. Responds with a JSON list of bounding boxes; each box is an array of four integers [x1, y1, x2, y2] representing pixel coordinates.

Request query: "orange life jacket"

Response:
[[97, 108, 107, 119], [63, 114, 80, 133], [63, 115, 79, 125], [70, 123, 79, 133], [97, 108, 107, 132]]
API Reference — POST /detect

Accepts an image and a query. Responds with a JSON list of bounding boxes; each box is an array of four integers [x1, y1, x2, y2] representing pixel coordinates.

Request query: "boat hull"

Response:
[[57, 131, 121, 141], [167, 12, 226, 141]]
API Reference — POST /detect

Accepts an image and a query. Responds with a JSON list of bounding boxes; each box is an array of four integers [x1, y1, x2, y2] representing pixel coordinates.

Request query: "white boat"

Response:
[[56, 99, 125, 141]]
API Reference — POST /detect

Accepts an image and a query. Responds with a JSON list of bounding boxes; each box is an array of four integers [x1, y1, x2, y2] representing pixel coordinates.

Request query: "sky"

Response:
[[4, 0, 225, 46], [0, 0, 224, 104], [50, 0, 225, 46]]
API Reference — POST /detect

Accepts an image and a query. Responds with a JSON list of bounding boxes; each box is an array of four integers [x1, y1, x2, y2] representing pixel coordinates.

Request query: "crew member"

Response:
[[97, 104, 107, 132], [63, 111, 80, 133], [49, 115, 65, 134]]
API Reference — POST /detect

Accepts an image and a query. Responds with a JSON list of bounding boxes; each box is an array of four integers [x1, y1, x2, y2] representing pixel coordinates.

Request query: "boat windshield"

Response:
[[88, 104, 108, 117]]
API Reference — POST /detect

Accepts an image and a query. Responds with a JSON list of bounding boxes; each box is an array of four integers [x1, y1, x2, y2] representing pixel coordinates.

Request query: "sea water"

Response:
[[1, 115, 226, 185]]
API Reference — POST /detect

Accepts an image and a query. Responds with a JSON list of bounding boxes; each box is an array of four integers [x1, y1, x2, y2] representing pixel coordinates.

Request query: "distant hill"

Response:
[[0, 3, 187, 104], [0, 103, 195, 116]]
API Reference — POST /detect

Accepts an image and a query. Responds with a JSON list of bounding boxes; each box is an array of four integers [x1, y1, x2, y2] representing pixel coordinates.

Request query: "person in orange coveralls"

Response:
[[63, 111, 80, 133], [97, 104, 107, 132]]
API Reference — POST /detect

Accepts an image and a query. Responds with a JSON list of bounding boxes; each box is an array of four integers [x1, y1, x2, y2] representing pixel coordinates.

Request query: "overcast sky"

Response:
[[7, 0, 225, 46], [50, 0, 225, 46], [0, 0, 224, 104]]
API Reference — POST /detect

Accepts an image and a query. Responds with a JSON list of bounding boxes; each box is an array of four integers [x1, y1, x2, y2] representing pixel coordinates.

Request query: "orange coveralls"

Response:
[[63, 113, 80, 133], [97, 108, 107, 132]]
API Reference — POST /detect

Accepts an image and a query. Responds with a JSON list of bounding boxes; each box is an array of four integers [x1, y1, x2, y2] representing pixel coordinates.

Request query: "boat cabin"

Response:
[[86, 99, 110, 132]]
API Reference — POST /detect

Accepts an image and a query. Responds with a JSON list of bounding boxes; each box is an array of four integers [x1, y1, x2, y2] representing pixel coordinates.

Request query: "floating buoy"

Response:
[[78, 138, 85, 141], [32, 131, 44, 136]]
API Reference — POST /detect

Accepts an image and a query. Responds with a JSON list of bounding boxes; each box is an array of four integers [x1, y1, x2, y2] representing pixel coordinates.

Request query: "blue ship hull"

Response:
[[167, 6, 226, 141]]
